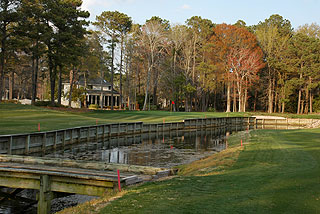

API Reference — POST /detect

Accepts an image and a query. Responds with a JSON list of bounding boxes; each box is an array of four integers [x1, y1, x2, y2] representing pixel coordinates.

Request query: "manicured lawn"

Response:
[[94, 128, 320, 214], [0, 103, 248, 135]]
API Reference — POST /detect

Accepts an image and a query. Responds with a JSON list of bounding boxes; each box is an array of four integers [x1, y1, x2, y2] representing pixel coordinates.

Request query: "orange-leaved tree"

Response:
[[209, 24, 265, 112]]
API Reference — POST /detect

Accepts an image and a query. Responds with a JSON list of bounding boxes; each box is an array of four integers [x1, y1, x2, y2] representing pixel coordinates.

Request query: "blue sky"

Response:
[[81, 0, 320, 29]]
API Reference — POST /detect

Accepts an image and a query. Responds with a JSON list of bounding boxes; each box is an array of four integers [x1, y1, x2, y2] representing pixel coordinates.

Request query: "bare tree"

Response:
[[139, 20, 166, 111]]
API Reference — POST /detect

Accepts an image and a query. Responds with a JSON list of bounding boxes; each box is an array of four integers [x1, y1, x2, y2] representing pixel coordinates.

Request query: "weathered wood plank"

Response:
[[0, 163, 122, 180], [0, 167, 120, 181], [51, 176, 114, 188], [0, 176, 39, 189], [38, 174, 51, 214], [0, 155, 168, 175], [50, 181, 113, 196]]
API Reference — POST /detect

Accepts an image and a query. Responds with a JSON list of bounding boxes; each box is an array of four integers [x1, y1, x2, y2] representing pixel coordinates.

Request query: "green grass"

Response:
[[0, 103, 248, 135], [2, 103, 320, 135], [96, 128, 320, 214]]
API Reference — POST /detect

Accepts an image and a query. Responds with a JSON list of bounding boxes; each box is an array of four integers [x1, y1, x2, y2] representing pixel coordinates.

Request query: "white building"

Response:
[[62, 76, 120, 108]]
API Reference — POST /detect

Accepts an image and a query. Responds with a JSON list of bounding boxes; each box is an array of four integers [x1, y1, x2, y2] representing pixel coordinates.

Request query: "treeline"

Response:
[[1, 1, 320, 113]]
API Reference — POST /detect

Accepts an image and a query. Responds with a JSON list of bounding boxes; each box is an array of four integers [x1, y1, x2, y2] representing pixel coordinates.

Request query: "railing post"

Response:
[[37, 174, 52, 214], [8, 136, 13, 155], [53, 132, 57, 150], [42, 133, 47, 153], [25, 135, 30, 154], [70, 129, 74, 144], [87, 127, 90, 142], [63, 130, 66, 147], [102, 125, 105, 139], [96, 126, 98, 140]]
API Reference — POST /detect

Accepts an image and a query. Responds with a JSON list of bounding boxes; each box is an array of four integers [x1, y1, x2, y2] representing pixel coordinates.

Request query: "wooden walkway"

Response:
[[0, 155, 173, 214]]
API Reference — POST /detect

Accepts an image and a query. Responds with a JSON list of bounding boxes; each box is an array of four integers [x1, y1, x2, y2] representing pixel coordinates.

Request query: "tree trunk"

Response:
[[100, 63, 104, 110], [238, 86, 242, 112], [309, 77, 312, 114], [274, 91, 279, 113], [68, 69, 75, 108], [253, 90, 257, 112], [143, 66, 151, 111], [57, 66, 62, 105], [243, 87, 248, 112], [281, 102, 285, 114], [9, 70, 14, 100], [111, 40, 115, 110], [84, 71, 87, 107], [233, 82, 237, 112], [126, 55, 131, 110], [185, 93, 189, 112], [192, 36, 197, 83], [267, 76, 273, 113], [31, 40, 39, 105], [0, 26, 6, 102], [297, 89, 302, 114], [297, 73, 302, 114], [49, 60, 56, 106], [310, 93, 313, 114], [143, 52, 153, 111], [119, 38, 124, 110], [226, 80, 231, 112], [153, 84, 158, 107], [305, 88, 309, 114]]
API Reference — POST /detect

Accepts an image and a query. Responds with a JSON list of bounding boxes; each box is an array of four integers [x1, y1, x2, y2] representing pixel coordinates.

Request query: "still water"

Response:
[[44, 126, 246, 168], [0, 125, 247, 214]]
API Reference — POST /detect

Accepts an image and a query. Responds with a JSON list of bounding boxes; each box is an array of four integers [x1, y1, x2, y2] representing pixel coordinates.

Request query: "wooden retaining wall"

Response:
[[0, 117, 253, 155], [255, 118, 319, 128]]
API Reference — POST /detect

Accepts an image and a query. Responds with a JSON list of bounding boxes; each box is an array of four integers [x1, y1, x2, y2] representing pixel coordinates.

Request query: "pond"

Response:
[[44, 126, 247, 168], [0, 125, 248, 214]]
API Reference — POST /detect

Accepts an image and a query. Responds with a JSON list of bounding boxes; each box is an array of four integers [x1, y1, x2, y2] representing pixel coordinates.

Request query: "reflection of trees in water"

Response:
[[49, 125, 247, 167]]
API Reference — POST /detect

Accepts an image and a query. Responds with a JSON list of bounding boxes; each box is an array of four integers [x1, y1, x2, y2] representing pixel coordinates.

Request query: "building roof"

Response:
[[63, 75, 112, 87], [78, 76, 112, 87]]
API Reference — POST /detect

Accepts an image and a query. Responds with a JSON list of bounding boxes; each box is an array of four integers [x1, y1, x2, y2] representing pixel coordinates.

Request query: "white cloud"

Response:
[[81, 0, 135, 11], [81, 0, 110, 11], [181, 4, 191, 10], [81, 0, 135, 19]]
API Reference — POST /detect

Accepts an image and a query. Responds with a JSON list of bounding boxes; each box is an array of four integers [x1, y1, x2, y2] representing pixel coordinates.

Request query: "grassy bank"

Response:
[[2, 103, 320, 135], [0, 103, 248, 135], [58, 128, 320, 214]]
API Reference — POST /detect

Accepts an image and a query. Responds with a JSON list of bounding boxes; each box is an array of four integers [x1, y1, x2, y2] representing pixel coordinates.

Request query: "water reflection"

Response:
[[45, 126, 247, 168], [0, 199, 34, 214], [1, 125, 250, 214]]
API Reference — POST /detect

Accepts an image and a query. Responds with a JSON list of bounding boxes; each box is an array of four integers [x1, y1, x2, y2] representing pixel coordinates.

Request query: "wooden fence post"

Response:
[[96, 126, 98, 140], [38, 174, 52, 214], [78, 128, 81, 142], [42, 133, 47, 153], [102, 125, 105, 140], [25, 135, 30, 154], [87, 128, 90, 142], [8, 136, 13, 155], [70, 130, 74, 144], [53, 132, 57, 150], [63, 130, 66, 147]]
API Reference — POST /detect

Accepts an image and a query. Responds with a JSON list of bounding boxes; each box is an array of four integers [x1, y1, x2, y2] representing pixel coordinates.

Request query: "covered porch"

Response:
[[86, 94, 120, 108]]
